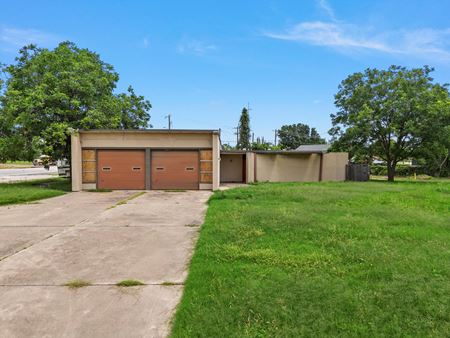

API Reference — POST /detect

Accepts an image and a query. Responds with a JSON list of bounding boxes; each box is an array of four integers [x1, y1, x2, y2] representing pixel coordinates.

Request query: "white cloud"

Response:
[[265, 21, 392, 52], [264, 21, 450, 60], [264, 0, 450, 61], [400, 28, 450, 59], [317, 0, 337, 21], [0, 26, 60, 50], [177, 39, 217, 56]]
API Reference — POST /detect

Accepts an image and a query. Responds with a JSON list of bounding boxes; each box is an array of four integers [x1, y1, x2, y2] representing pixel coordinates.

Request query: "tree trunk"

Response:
[[387, 163, 396, 182]]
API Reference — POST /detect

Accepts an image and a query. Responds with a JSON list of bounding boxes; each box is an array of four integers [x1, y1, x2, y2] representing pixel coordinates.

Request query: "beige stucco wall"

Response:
[[220, 154, 243, 182], [246, 152, 255, 183], [71, 131, 219, 191], [255, 153, 321, 182], [80, 131, 213, 148], [322, 152, 348, 181], [71, 133, 82, 191]]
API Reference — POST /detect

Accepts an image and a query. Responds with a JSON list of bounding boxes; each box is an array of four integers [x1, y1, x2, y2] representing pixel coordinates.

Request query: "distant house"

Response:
[[296, 144, 331, 153], [372, 156, 415, 166]]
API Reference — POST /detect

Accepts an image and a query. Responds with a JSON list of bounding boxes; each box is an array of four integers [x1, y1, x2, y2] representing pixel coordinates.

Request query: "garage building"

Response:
[[71, 129, 348, 191], [71, 129, 220, 191]]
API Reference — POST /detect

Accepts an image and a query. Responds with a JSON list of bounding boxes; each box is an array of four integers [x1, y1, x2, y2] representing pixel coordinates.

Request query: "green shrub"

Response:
[[370, 164, 425, 177]]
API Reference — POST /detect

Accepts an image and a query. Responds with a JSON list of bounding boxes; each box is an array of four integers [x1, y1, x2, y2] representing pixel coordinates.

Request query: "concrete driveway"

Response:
[[0, 190, 211, 338]]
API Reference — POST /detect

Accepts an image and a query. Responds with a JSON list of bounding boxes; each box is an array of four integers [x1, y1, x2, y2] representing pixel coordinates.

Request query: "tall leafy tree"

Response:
[[0, 42, 151, 161], [329, 65, 449, 181], [414, 93, 450, 176], [277, 123, 326, 150], [237, 107, 250, 150]]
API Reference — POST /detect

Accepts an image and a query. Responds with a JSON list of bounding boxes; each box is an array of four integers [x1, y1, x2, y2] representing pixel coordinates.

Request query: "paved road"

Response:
[[0, 166, 58, 183], [0, 190, 211, 338]]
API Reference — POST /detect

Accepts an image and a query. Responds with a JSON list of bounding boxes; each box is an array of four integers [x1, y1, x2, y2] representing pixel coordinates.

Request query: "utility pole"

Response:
[[234, 126, 240, 147], [273, 129, 278, 146], [165, 114, 172, 129], [252, 132, 254, 143], [246, 102, 252, 117]]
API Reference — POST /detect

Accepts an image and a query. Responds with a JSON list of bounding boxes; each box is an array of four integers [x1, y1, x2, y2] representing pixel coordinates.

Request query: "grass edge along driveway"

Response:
[[170, 181, 450, 337], [0, 178, 71, 206]]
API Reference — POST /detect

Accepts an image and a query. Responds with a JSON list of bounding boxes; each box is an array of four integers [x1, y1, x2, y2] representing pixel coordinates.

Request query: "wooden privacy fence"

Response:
[[346, 164, 370, 181]]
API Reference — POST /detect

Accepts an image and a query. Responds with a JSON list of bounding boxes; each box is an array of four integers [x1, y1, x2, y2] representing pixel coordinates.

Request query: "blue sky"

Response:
[[1, 0, 450, 145]]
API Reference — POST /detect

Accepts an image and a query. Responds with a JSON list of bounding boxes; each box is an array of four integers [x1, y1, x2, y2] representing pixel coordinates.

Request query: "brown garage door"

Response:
[[98, 150, 145, 190], [151, 151, 199, 190]]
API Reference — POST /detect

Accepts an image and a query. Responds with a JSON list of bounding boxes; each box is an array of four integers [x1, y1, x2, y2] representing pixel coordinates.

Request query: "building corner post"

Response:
[[212, 133, 220, 190], [246, 152, 255, 183], [71, 133, 82, 191]]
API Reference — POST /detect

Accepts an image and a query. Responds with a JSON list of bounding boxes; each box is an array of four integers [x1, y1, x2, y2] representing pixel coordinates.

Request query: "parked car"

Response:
[[33, 155, 56, 167]]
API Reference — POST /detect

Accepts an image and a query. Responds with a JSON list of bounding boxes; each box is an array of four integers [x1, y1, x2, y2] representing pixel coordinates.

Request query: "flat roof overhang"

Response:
[[220, 150, 247, 155], [77, 129, 220, 135], [220, 150, 326, 155], [253, 150, 326, 154]]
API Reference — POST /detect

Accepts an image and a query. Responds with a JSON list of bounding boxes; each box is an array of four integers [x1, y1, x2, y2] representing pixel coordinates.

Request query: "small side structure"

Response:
[[220, 147, 348, 184]]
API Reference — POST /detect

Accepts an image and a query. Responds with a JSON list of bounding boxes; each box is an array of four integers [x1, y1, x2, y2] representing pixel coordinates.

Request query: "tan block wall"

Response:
[[220, 154, 243, 182], [255, 153, 321, 182], [199, 150, 213, 186], [322, 152, 348, 181], [80, 131, 213, 148], [199, 183, 213, 190], [82, 150, 96, 183], [82, 183, 96, 190]]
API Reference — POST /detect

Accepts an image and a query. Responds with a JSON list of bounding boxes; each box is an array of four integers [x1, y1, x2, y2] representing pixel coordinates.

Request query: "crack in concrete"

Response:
[[0, 231, 64, 262], [0, 204, 120, 262]]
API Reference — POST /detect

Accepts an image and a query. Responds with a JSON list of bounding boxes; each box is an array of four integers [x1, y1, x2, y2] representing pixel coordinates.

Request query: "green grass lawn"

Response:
[[0, 178, 71, 206], [171, 181, 450, 337], [2, 160, 33, 165]]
